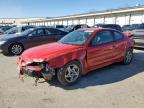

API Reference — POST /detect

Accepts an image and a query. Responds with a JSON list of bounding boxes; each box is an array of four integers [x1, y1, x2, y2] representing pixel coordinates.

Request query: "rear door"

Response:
[[112, 31, 126, 60], [87, 30, 115, 70]]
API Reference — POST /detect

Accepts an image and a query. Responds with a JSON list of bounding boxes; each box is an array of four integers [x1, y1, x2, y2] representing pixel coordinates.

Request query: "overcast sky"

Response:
[[0, 0, 144, 18]]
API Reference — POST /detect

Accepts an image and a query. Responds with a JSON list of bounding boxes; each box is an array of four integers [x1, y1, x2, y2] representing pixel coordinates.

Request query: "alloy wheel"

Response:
[[11, 44, 23, 55], [125, 50, 133, 64], [65, 64, 80, 83]]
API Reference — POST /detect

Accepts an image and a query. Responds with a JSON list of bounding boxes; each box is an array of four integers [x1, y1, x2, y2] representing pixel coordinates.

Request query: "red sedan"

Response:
[[17, 28, 134, 86]]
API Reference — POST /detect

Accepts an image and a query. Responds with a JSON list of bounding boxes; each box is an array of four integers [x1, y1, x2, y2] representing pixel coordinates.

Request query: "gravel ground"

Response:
[[0, 49, 144, 108]]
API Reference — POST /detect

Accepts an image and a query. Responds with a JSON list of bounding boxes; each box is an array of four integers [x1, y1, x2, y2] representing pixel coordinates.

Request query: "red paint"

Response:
[[17, 28, 134, 75]]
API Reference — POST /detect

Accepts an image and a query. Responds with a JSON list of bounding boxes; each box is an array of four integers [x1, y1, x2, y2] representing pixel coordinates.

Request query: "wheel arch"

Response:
[[9, 42, 25, 50], [8, 42, 25, 55], [55, 59, 84, 74]]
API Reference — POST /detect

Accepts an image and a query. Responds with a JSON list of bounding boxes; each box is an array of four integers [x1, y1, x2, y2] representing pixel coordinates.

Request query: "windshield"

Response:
[[5, 27, 20, 34], [20, 28, 35, 36], [59, 30, 94, 45], [1, 26, 12, 32]]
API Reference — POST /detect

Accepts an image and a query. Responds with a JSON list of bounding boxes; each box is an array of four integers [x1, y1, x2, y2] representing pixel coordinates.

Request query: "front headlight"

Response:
[[0, 41, 6, 45]]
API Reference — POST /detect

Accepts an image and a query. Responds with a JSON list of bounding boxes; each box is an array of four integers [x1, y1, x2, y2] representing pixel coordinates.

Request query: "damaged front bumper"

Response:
[[17, 60, 55, 82]]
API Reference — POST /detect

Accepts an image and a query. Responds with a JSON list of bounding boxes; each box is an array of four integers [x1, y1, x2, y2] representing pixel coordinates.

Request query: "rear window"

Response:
[[91, 30, 114, 46], [113, 31, 123, 40]]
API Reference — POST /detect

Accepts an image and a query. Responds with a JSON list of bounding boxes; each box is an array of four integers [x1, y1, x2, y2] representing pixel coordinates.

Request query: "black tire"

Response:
[[123, 48, 133, 65], [9, 43, 24, 55], [57, 61, 82, 86]]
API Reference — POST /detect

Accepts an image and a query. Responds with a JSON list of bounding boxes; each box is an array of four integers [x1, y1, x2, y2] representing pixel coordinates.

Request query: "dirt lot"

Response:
[[0, 49, 144, 108]]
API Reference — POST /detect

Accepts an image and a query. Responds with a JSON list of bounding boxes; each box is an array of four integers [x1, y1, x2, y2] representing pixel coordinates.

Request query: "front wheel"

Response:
[[57, 61, 82, 86], [9, 43, 24, 55], [123, 48, 133, 65]]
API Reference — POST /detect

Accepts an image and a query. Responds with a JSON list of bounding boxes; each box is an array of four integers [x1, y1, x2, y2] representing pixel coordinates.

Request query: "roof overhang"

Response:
[[22, 6, 144, 23]]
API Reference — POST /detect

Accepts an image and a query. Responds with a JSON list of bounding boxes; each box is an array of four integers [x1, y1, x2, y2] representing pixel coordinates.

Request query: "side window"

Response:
[[30, 29, 45, 36], [90, 30, 114, 46], [37, 29, 45, 35], [45, 29, 51, 35], [48, 28, 62, 35], [113, 31, 123, 41], [30, 30, 37, 36]]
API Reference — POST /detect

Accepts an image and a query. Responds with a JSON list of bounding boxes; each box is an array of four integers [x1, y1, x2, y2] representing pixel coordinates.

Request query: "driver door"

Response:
[[87, 30, 115, 71]]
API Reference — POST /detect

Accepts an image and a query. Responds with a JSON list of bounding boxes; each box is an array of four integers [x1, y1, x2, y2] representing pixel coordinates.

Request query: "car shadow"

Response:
[[48, 51, 144, 90], [134, 47, 144, 51], [1, 53, 18, 57]]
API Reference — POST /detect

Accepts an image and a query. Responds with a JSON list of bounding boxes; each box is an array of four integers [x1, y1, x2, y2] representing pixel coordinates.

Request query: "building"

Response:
[[22, 5, 144, 27], [1, 5, 144, 27], [0, 17, 46, 26]]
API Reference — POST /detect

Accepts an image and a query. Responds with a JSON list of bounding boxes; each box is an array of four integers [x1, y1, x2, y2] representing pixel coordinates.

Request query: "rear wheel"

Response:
[[57, 61, 82, 86], [123, 48, 133, 65], [9, 43, 24, 55]]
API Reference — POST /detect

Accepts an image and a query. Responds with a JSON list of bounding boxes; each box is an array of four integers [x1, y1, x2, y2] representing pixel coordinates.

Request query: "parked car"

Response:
[[132, 23, 144, 48], [93, 24, 133, 37], [17, 28, 134, 86], [122, 24, 140, 31], [1, 26, 13, 32], [122, 24, 131, 31], [54, 25, 66, 31], [4, 26, 35, 34], [93, 24, 123, 32], [130, 24, 141, 31], [0, 26, 13, 35], [66, 24, 89, 32], [0, 27, 68, 55]]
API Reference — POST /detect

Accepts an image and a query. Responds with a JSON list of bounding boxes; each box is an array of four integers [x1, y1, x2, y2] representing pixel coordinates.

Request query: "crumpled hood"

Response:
[[20, 42, 84, 62]]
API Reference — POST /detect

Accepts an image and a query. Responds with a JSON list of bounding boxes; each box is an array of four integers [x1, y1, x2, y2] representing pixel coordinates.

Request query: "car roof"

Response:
[[35, 26, 59, 29], [104, 24, 120, 26], [79, 27, 115, 32], [34, 27, 65, 31]]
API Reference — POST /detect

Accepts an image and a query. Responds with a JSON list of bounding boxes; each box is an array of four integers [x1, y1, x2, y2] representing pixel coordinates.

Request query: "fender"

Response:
[[47, 49, 87, 72]]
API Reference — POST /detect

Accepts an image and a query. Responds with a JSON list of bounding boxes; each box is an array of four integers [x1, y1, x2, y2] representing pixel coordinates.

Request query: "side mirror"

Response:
[[128, 34, 134, 38]]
